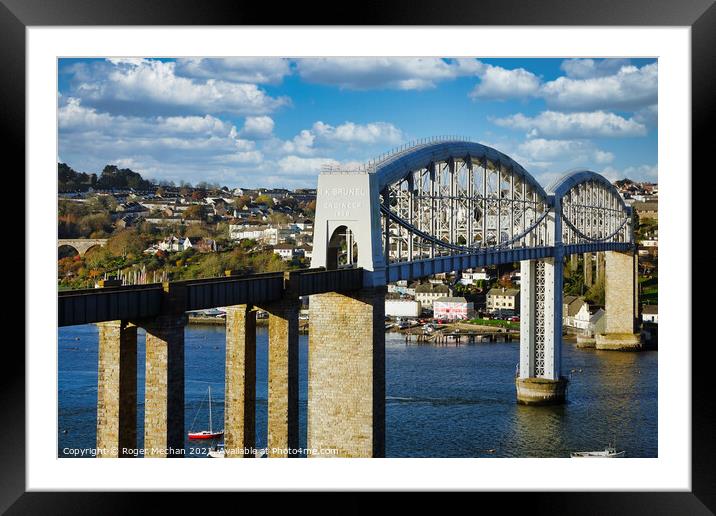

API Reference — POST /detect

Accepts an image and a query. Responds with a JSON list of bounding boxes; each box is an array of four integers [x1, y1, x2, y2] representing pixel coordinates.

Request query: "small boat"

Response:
[[188, 386, 224, 440], [570, 446, 625, 458], [207, 443, 225, 458]]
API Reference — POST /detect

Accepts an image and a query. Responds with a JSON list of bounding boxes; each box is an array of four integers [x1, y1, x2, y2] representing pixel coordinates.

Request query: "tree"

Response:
[[233, 195, 250, 211], [184, 204, 205, 220], [255, 194, 274, 207], [107, 229, 147, 259]]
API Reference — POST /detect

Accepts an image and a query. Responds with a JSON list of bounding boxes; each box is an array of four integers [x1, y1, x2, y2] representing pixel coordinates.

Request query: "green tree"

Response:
[[184, 204, 205, 220], [255, 194, 275, 207]]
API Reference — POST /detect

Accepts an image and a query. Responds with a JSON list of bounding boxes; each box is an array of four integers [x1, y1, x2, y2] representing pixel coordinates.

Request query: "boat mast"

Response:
[[208, 386, 212, 433]]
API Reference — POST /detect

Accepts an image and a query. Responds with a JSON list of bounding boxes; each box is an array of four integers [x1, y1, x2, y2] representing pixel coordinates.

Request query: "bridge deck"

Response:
[[58, 267, 364, 327]]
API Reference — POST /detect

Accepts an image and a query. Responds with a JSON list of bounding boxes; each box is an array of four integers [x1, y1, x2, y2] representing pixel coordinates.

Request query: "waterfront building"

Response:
[[385, 299, 421, 318], [433, 297, 475, 321], [415, 282, 452, 308], [642, 304, 658, 324], [486, 287, 520, 313]]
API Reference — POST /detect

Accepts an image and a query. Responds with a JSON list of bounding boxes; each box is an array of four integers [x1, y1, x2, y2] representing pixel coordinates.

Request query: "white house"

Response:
[[459, 267, 493, 285], [642, 305, 658, 324], [486, 287, 520, 313], [572, 303, 605, 336], [273, 244, 303, 260], [415, 283, 452, 308]]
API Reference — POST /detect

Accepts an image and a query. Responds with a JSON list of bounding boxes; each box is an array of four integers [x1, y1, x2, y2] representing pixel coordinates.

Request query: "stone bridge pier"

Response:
[[596, 250, 640, 350], [95, 282, 187, 458]]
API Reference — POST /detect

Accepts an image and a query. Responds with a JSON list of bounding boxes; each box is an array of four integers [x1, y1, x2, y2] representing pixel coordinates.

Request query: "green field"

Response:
[[466, 318, 520, 330]]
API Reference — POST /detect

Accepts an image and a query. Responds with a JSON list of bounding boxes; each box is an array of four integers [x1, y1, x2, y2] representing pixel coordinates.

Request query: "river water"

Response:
[[58, 324, 657, 458]]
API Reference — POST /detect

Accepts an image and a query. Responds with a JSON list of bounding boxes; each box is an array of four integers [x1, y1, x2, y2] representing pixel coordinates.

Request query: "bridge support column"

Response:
[[224, 305, 256, 458], [143, 314, 187, 457], [263, 299, 300, 457], [570, 254, 578, 271], [516, 258, 567, 405], [596, 251, 605, 285], [307, 287, 386, 457], [583, 253, 593, 287], [596, 250, 641, 351], [96, 320, 137, 457]]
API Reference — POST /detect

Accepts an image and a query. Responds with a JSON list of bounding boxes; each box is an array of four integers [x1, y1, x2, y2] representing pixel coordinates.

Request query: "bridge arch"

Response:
[[548, 169, 633, 246], [57, 238, 108, 257], [58, 244, 80, 259], [326, 224, 359, 270], [312, 138, 633, 286]]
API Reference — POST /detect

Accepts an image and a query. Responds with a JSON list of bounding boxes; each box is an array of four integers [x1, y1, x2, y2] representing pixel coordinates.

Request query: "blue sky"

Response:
[[57, 57, 657, 189]]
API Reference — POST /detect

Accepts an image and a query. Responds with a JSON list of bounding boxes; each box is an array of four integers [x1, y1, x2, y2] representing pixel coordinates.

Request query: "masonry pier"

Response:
[[307, 287, 386, 457], [595, 250, 641, 350], [263, 298, 300, 457], [96, 320, 137, 457], [143, 313, 187, 457], [224, 304, 256, 457]]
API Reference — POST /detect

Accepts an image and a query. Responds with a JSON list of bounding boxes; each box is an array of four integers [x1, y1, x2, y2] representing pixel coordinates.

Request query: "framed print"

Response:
[[7, 0, 713, 511]]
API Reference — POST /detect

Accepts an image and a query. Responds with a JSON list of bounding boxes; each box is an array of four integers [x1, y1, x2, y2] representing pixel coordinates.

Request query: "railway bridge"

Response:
[[58, 137, 638, 458]]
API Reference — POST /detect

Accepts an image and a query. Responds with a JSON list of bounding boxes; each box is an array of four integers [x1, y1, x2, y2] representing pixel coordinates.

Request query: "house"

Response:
[[414, 282, 452, 308], [229, 224, 294, 245], [563, 295, 585, 327], [642, 305, 658, 324], [459, 267, 493, 285], [388, 280, 418, 297], [293, 218, 314, 232], [433, 297, 475, 321], [273, 244, 303, 260], [299, 244, 313, 260], [572, 303, 605, 336], [486, 287, 520, 314], [185, 237, 218, 253]]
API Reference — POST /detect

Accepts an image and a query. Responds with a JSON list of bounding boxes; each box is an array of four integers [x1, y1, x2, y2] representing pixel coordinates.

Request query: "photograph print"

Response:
[[57, 56, 658, 459]]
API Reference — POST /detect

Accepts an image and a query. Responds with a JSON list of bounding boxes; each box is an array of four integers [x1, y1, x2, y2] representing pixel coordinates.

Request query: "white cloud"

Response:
[[517, 138, 613, 165], [296, 57, 481, 90], [312, 121, 403, 145], [71, 59, 289, 116], [560, 58, 632, 79], [175, 57, 291, 84], [240, 116, 275, 139], [493, 110, 647, 138], [280, 121, 403, 156], [598, 164, 657, 182], [281, 130, 316, 156], [540, 62, 657, 111], [469, 65, 540, 100], [58, 98, 267, 185]]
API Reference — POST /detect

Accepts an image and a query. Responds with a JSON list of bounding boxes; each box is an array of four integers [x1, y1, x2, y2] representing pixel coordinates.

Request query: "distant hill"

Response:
[[58, 163, 154, 192], [58, 163, 97, 192]]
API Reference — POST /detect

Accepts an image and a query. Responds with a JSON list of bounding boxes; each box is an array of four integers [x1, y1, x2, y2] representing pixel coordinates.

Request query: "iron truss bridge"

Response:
[[312, 137, 634, 284]]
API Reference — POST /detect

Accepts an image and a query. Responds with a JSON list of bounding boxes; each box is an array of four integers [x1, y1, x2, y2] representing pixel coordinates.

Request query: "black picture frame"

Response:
[[6, 0, 711, 511]]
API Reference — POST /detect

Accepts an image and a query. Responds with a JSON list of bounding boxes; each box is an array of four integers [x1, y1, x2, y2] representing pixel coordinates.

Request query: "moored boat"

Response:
[[570, 446, 625, 458], [188, 385, 224, 441]]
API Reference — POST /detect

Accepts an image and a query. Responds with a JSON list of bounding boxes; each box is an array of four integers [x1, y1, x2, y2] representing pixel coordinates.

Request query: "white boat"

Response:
[[208, 443, 225, 458], [570, 446, 626, 458], [207, 443, 268, 458]]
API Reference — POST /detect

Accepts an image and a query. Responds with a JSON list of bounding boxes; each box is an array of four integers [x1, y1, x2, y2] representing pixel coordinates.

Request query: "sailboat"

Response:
[[188, 385, 224, 440]]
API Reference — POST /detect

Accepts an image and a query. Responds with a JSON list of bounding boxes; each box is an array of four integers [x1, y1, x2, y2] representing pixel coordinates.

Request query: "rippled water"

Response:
[[58, 325, 657, 458]]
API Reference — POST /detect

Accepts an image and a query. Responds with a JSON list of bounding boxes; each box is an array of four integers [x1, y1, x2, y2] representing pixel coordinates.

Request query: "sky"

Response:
[[57, 57, 657, 189]]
